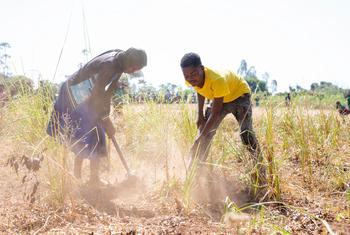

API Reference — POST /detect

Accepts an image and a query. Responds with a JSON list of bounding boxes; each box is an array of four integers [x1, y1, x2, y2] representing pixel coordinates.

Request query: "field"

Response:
[[0, 91, 349, 234]]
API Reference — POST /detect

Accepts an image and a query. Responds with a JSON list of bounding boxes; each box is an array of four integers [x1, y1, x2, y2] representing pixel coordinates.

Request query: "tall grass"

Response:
[[2, 84, 349, 231], [263, 105, 281, 200], [2, 83, 75, 207], [254, 93, 344, 109]]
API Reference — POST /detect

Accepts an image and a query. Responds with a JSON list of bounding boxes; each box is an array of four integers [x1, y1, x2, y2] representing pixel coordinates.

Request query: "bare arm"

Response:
[[90, 69, 121, 137], [197, 97, 223, 138], [196, 93, 205, 131], [197, 93, 205, 118]]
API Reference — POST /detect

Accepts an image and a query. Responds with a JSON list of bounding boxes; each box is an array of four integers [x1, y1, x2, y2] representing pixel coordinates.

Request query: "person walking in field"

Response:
[[47, 48, 147, 185], [254, 96, 260, 107], [180, 52, 266, 193], [285, 93, 291, 106]]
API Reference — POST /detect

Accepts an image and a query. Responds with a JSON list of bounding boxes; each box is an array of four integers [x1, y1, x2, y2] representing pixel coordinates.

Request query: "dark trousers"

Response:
[[190, 93, 260, 166]]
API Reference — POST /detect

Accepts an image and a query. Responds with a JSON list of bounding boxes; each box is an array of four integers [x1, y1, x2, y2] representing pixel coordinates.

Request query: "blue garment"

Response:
[[47, 81, 107, 159]]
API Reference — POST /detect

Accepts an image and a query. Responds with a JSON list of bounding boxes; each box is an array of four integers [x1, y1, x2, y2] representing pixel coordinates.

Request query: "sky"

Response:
[[1, 0, 349, 92]]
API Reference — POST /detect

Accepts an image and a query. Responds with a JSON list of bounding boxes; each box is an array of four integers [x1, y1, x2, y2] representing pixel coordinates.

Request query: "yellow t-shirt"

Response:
[[187, 67, 251, 103]]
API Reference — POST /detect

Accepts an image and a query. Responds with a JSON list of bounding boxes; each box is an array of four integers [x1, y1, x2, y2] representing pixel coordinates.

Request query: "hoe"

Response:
[[110, 135, 138, 186]]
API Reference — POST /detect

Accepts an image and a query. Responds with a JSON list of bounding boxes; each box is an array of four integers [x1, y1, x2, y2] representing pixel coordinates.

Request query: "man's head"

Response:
[[180, 52, 205, 87], [336, 101, 341, 109], [123, 48, 147, 74]]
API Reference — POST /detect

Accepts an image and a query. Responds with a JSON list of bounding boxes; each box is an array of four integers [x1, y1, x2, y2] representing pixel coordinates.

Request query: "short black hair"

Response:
[[125, 47, 147, 67], [180, 52, 202, 68]]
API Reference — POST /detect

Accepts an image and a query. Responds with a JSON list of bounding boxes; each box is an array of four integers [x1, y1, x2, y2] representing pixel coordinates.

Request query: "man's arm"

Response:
[[89, 67, 118, 138], [196, 93, 205, 131], [197, 97, 223, 138]]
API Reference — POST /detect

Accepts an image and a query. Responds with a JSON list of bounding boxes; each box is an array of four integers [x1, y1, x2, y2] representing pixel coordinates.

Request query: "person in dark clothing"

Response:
[[336, 101, 350, 115], [47, 48, 147, 185], [254, 96, 260, 107], [285, 93, 291, 106]]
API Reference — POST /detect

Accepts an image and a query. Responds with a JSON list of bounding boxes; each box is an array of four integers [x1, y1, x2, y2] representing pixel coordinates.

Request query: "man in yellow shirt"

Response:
[[180, 52, 265, 190]]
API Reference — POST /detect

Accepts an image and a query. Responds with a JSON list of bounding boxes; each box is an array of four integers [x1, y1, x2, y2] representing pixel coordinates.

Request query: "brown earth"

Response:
[[0, 138, 255, 234], [1, 106, 350, 234], [1, 146, 349, 234]]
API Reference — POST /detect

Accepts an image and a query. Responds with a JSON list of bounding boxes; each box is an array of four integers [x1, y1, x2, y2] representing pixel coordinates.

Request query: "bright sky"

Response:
[[1, 0, 349, 92]]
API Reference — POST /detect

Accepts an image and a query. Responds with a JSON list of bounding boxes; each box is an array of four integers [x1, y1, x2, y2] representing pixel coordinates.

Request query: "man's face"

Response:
[[125, 65, 142, 74], [182, 66, 204, 87]]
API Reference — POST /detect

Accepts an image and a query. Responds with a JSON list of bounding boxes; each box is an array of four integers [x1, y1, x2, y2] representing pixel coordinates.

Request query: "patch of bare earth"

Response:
[[0, 142, 246, 234], [1, 107, 350, 234]]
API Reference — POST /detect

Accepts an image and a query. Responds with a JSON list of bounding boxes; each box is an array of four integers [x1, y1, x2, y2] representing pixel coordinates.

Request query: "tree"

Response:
[[0, 42, 11, 77], [138, 83, 157, 99], [159, 83, 177, 94], [309, 81, 342, 94], [310, 83, 319, 91], [237, 59, 247, 77], [296, 85, 306, 92], [237, 59, 267, 93], [246, 66, 257, 79], [245, 77, 267, 93], [320, 81, 332, 87], [6, 75, 33, 95], [262, 72, 269, 86], [271, 79, 277, 94]]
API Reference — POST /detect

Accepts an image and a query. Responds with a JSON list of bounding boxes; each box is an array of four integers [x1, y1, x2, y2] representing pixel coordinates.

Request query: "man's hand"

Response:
[[196, 93, 206, 133], [100, 117, 116, 138], [198, 97, 223, 137]]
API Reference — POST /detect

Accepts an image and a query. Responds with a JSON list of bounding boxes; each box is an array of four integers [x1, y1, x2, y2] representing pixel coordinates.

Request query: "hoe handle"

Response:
[[110, 136, 131, 175]]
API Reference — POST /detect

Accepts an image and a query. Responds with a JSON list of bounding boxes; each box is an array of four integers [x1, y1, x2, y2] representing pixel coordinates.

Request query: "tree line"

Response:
[[1, 41, 348, 105]]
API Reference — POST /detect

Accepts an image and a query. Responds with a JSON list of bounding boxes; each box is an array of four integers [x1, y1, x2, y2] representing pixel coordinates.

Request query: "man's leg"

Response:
[[228, 94, 267, 195], [229, 94, 260, 161], [237, 106, 260, 160]]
